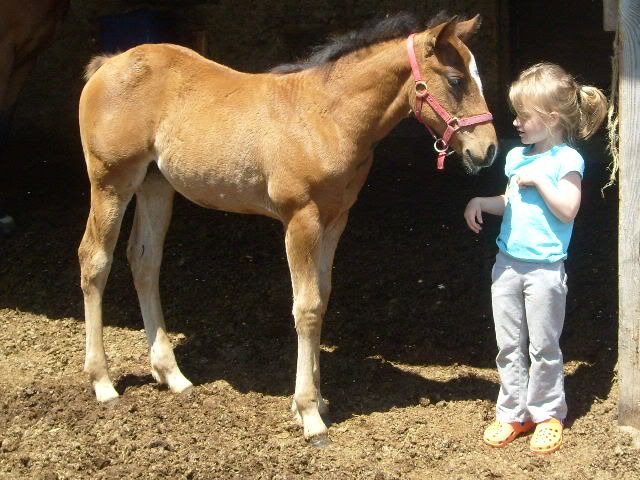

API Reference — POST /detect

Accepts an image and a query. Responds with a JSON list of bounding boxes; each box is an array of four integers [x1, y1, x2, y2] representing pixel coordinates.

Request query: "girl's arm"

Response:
[[464, 193, 507, 234], [516, 171, 582, 223]]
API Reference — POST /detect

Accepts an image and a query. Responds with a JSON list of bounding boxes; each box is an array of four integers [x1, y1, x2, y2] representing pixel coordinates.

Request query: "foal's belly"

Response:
[[155, 155, 276, 218]]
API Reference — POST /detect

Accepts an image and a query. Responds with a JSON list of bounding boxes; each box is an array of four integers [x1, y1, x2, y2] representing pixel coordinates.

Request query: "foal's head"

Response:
[[410, 15, 497, 172]]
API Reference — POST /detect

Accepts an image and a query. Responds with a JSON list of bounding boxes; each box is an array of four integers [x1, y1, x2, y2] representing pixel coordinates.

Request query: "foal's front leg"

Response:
[[315, 211, 349, 412], [290, 210, 349, 422], [285, 206, 330, 446]]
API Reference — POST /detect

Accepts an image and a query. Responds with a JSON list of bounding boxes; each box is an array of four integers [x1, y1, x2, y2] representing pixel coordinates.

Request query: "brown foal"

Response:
[[78, 13, 497, 445]]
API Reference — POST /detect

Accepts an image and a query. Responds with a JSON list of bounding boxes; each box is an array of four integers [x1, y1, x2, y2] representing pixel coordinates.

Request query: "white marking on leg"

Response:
[[94, 379, 119, 402]]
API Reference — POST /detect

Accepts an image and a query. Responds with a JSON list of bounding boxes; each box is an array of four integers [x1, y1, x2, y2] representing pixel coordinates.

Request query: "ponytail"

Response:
[[577, 85, 607, 140]]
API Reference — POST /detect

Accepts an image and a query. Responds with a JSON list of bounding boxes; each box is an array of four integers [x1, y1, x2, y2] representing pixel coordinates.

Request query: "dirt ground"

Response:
[[1, 131, 638, 479]]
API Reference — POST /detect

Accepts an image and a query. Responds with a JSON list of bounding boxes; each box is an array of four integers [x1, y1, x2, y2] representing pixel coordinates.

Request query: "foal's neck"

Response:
[[309, 39, 413, 145]]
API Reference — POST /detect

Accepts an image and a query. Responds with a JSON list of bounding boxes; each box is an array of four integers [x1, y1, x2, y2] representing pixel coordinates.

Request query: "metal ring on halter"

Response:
[[415, 81, 428, 98], [434, 138, 449, 153]]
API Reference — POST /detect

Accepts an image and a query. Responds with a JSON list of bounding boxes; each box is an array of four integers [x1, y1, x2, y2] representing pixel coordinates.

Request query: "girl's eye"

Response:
[[447, 76, 463, 88]]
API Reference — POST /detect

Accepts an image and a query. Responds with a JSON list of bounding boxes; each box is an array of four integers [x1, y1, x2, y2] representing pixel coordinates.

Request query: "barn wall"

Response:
[[508, 1, 613, 90], [8, 0, 502, 168]]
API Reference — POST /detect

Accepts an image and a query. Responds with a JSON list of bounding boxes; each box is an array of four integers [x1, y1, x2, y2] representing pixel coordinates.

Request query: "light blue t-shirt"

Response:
[[497, 143, 584, 263]]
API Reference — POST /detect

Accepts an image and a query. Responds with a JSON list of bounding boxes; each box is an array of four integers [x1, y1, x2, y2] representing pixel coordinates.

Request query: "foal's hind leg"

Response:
[[79, 174, 143, 402], [126, 170, 192, 394]]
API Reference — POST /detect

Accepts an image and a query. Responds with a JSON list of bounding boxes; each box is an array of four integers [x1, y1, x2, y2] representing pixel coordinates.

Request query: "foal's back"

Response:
[[80, 44, 317, 218], [80, 43, 245, 163]]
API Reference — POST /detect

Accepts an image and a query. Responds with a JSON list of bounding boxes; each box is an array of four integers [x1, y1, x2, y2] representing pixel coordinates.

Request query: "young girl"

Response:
[[464, 63, 607, 454]]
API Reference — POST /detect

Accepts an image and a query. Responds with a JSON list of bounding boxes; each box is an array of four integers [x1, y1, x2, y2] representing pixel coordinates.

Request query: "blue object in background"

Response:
[[99, 9, 177, 53]]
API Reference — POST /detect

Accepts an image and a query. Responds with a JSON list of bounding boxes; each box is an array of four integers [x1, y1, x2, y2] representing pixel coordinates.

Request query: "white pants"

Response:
[[491, 251, 568, 423]]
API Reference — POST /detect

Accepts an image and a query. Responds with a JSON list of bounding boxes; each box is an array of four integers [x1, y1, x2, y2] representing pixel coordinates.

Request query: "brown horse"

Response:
[[78, 13, 497, 445], [0, 0, 69, 140], [0, 0, 69, 235]]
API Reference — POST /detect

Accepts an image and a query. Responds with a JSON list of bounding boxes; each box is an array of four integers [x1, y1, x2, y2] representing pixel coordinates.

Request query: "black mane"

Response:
[[271, 11, 453, 74]]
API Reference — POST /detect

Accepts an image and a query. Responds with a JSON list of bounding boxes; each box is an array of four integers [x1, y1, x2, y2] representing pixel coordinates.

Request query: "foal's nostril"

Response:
[[486, 144, 497, 164]]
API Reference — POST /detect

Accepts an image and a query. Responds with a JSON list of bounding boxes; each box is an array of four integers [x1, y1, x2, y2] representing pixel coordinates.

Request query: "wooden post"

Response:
[[603, 0, 618, 32], [617, 0, 640, 435]]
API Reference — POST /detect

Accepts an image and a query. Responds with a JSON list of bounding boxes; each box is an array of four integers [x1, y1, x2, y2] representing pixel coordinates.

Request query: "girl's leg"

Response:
[[491, 252, 531, 422], [523, 262, 568, 423]]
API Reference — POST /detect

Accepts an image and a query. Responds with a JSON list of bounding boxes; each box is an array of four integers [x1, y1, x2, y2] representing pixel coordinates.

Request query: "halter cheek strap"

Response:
[[406, 34, 493, 170]]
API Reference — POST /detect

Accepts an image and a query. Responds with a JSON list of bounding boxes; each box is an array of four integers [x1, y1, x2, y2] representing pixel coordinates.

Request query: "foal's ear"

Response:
[[432, 16, 459, 51], [455, 15, 482, 43]]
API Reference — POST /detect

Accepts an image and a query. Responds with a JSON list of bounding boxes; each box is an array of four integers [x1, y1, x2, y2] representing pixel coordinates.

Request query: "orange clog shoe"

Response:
[[483, 420, 535, 447], [530, 418, 563, 454]]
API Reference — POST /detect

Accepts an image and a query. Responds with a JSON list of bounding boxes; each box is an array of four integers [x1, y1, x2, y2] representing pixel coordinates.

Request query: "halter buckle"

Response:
[[415, 81, 429, 98], [434, 138, 449, 153], [447, 117, 460, 131]]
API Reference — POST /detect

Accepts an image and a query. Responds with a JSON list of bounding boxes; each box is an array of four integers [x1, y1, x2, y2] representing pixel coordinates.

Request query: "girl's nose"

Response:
[[513, 118, 519, 127]]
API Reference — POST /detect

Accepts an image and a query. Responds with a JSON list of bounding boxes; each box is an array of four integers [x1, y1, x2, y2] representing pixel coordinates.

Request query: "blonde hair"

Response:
[[509, 63, 607, 144]]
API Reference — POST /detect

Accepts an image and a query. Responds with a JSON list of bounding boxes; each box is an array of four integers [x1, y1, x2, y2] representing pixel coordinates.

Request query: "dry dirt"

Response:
[[1, 133, 638, 479]]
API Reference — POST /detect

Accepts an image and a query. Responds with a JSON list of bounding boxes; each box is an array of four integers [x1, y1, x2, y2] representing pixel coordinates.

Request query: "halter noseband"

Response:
[[406, 34, 493, 170]]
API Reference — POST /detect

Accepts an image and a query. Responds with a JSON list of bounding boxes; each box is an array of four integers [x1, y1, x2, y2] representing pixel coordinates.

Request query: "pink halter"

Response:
[[406, 34, 493, 170]]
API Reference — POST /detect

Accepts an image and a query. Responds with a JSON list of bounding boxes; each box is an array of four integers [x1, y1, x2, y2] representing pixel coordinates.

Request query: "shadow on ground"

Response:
[[0, 130, 618, 423]]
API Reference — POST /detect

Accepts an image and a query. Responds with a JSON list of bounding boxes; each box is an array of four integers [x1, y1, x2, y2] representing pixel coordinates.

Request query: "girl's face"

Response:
[[512, 106, 562, 153]]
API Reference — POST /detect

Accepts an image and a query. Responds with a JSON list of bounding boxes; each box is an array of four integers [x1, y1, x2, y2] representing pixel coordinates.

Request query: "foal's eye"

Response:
[[447, 76, 463, 88]]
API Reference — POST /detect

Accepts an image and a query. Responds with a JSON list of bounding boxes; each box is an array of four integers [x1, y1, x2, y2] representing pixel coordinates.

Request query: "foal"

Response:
[[78, 13, 497, 445]]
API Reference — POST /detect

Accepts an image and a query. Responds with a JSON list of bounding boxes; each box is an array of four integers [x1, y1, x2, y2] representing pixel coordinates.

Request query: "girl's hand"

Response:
[[464, 197, 484, 233], [515, 173, 539, 188]]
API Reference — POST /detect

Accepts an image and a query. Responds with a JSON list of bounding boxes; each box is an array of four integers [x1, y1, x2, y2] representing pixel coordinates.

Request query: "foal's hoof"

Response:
[[94, 383, 120, 404], [100, 396, 121, 408], [177, 384, 195, 397], [308, 434, 332, 448]]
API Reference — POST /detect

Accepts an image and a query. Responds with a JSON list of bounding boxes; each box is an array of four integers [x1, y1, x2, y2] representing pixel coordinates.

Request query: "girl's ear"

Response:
[[548, 111, 561, 126]]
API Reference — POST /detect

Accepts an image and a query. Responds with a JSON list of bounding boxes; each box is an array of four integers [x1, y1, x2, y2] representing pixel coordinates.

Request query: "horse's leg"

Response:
[[0, 55, 36, 235], [0, 40, 15, 144], [0, 43, 16, 236], [317, 211, 349, 412], [291, 211, 349, 422], [78, 167, 144, 402], [0, 56, 36, 144], [285, 205, 330, 445], [126, 169, 192, 394]]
